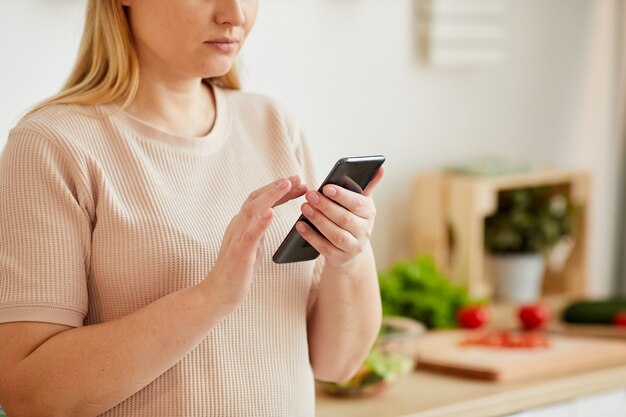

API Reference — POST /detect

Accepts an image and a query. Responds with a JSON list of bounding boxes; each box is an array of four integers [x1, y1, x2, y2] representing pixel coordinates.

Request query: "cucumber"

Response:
[[562, 299, 626, 324]]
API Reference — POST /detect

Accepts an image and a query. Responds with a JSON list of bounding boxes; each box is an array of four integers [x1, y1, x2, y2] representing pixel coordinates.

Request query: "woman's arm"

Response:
[[0, 283, 231, 417], [296, 167, 385, 383], [306, 243, 382, 383]]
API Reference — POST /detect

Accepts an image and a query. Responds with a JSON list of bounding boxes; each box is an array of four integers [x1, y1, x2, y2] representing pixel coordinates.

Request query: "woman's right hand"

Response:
[[202, 176, 308, 309]]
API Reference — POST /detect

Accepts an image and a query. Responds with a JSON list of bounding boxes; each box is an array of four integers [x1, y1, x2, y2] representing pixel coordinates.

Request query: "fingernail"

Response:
[[302, 204, 314, 216], [307, 191, 319, 203], [276, 179, 289, 189], [288, 175, 300, 183], [325, 186, 336, 197], [296, 222, 306, 233]]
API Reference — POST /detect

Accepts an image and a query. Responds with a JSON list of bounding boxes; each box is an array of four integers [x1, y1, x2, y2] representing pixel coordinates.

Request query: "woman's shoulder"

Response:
[[218, 87, 297, 130], [10, 103, 112, 152], [14, 103, 105, 135], [219, 86, 283, 111]]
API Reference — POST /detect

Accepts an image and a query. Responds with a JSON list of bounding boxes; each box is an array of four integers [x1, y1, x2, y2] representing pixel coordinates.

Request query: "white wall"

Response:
[[0, 0, 620, 296], [0, 1, 85, 133], [561, 0, 623, 297]]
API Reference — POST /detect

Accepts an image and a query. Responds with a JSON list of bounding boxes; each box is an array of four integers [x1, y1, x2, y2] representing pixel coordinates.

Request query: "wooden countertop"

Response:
[[316, 363, 626, 417], [316, 299, 626, 417]]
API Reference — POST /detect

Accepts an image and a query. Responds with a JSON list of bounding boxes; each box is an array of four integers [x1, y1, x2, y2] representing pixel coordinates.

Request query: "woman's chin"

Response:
[[198, 63, 235, 79], [177, 55, 236, 81]]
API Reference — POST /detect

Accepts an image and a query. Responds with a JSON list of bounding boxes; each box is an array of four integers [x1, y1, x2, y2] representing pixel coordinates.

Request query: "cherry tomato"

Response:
[[518, 303, 551, 330], [457, 306, 489, 329], [613, 311, 626, 327]]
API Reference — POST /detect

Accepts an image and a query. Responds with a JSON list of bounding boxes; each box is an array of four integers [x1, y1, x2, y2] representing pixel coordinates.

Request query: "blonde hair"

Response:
[[24, 0, 240, 118]]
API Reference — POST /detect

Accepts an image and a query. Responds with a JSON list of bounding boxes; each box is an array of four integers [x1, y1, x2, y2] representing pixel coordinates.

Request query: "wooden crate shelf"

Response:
[[410, 168, 591, 299]]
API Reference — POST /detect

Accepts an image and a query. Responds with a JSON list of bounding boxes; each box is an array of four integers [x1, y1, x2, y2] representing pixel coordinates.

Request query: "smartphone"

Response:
[[272, 155, 385, 264]]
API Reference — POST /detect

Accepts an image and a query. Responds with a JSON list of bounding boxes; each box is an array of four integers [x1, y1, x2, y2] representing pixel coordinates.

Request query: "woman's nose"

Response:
[[215, 0, 245, 27]]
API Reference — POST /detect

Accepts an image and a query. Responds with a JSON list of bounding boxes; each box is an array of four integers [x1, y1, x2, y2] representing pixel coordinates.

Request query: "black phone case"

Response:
[[272, 155, 385, 264]]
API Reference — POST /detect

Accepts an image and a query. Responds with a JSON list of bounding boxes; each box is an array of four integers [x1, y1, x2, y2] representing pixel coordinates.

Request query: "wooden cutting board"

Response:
[[417, 330, 626, 382], [548, 323, 626, 339]]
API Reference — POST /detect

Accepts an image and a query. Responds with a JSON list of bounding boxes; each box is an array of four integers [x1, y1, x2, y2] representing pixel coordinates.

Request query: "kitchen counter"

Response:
[[316, 354, 626, 417], [316, 298, 626, 417]]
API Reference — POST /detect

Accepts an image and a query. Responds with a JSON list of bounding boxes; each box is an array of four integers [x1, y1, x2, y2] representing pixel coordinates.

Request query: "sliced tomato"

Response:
[[460, 330, 551, 349]]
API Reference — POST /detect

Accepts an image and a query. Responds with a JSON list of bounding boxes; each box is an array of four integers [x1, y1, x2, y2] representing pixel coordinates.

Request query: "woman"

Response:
[[0, 1, 383, 416]]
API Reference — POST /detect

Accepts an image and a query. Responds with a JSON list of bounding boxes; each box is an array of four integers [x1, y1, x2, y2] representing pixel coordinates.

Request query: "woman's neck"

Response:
[[122, 64, 216, 138]]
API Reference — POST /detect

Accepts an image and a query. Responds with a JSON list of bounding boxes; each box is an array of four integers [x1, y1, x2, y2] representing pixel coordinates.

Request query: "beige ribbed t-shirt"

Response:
[[0, 85, 325, 416]]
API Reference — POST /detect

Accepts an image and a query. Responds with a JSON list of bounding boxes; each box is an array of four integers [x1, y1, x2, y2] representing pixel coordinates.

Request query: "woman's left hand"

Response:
[[296, 166, 385, 269]]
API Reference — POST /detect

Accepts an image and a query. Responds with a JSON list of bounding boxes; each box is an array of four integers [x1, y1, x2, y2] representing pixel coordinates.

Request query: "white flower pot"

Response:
[[488, 253, 545, 303]]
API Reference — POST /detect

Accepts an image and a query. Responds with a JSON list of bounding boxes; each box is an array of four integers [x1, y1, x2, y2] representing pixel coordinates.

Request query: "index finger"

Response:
[[273, 183, 308, 207], [246, 176, 299, 203], [245, 178, 293, 213]]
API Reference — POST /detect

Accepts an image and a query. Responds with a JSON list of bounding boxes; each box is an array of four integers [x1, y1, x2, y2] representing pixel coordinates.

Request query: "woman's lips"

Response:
[[204, 39, 239, 53]]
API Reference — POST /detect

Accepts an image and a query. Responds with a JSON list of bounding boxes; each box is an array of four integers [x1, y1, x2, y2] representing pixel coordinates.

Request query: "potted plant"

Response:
[[484, 187, 577, 303]]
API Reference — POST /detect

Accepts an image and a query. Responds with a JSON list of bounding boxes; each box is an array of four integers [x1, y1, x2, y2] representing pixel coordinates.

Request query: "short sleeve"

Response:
[[0, 128, 92, 327]]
